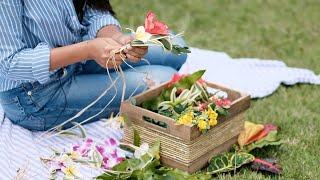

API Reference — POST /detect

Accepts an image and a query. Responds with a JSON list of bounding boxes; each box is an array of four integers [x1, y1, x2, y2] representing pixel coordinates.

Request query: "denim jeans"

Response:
[[0, 39, 187, 131]]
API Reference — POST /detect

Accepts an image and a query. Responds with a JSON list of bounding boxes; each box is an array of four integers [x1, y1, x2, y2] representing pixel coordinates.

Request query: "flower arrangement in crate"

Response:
[[141, 70, 231, 133]]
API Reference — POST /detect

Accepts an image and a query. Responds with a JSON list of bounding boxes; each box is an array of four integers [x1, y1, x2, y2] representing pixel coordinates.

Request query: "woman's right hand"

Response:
[[87, 38, 123, 69]]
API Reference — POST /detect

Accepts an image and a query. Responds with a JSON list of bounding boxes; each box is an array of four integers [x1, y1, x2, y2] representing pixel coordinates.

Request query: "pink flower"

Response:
[[197, 103, 208, 112], [144, 11, 169, 35], [214, 98, 232, 109], [105, 137, 119, 147], [96, 145, 105, 154], [72, 138, 94, 157], [168, 73, 206, 88], [197, 78, 206, 85], [102, 154, 125, 169]]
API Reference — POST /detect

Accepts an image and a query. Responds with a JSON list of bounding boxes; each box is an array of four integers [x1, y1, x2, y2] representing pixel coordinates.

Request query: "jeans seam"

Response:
[[43, 106, 120, 112]]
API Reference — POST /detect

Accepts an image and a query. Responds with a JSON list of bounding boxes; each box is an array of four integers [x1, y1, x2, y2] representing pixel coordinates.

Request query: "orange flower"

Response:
[[144, 11, 169, 35]]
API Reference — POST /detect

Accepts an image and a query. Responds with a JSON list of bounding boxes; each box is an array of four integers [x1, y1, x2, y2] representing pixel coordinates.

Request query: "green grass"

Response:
[[113, 0, 320, 179]]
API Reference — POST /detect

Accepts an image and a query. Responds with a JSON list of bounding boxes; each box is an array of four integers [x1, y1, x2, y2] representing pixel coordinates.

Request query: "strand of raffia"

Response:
[[38, 52, 121, 141], [40, 42, 157, 139], [52, 50, 153, 138], [38, 44, 151, 141]]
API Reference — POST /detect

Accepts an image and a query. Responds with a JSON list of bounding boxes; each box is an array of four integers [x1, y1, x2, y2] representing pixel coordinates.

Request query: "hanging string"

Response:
[[38, 44, 151, 141]]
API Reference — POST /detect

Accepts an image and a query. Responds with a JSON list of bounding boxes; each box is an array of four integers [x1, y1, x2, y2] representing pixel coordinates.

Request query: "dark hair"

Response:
[[73, 0, 115, 21]]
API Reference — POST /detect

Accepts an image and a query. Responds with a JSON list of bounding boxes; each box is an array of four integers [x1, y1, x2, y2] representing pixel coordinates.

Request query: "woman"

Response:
[[0, 0, 187, 131]]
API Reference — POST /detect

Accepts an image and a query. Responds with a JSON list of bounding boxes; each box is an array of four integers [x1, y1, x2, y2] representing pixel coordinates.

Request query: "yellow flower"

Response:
[[207, 107, 218, 126], [135, 26, 152, 43], [70, 151, 80, 160], [62, 165, 81, 179], [118, 116, 125, 123], [209, 118, 217, 126], [177, 111, 194, 125], [197, 119, 208, 130]]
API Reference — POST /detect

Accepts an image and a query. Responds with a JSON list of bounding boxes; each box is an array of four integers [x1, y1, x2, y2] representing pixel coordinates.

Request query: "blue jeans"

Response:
[[0, 40, 187, 131]]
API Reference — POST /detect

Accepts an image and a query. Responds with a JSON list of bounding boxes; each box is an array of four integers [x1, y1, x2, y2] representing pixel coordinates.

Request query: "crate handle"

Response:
[[142, 116, 168, 129]]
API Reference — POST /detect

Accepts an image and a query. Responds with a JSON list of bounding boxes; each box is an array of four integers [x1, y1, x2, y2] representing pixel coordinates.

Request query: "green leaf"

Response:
[[148, 140, 161, 159], [173, 104, 187, 114], [216, 108, 229, 117], [142, 95, 164, 111], [175, 70, 206, 90], [91, 149, 103, 168], [131, 39, 145, 45], [206, 152, 255, 175], [244, 131, 282, 152], [209, 103, 216, 110], [171, 45, 191, 55], [133, 128, 141, 147], [154, 167, 211, 180], [159, 38, 173, 51]]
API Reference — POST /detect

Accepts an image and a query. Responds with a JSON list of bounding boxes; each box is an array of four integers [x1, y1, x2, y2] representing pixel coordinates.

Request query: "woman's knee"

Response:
[[128, 65, 176, 85]]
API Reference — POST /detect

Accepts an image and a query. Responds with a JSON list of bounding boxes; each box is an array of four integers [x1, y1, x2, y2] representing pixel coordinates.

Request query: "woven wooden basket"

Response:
[[120, 81, 250, 173]]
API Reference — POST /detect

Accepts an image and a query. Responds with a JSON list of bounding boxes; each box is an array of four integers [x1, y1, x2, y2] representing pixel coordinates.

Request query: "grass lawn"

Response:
[[113, 0, 320, 179]]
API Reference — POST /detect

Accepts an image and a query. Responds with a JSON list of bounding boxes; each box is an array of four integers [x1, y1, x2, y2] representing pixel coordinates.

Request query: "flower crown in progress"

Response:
[[128, 11, 191, 55]]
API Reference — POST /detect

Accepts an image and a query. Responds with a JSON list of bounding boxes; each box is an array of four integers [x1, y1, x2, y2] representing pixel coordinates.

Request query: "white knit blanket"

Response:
[[0, 48, 319, 179]]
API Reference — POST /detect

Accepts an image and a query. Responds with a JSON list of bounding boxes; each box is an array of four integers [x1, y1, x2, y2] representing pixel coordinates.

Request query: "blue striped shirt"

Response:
[[0, 0, 120, 92]]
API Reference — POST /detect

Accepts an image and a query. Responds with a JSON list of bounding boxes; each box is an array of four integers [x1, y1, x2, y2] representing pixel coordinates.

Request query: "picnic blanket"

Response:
[[0, 48, 319, 179]]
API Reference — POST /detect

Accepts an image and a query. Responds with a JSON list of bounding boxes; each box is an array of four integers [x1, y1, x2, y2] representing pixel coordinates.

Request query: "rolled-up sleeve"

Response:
[[0, 0, 51, 84], [82, 6, 120, 40]]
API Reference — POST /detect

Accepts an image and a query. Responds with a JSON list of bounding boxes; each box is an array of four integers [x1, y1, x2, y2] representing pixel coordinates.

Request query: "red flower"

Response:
[[168, 73, 185, 87], [144, 11, 169, 35], [214, 98, 232, 109], [171, 73, 184, 83]]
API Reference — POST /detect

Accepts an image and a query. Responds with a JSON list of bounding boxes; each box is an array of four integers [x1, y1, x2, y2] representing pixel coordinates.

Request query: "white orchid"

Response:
[[134, 143, 150, 158], [134, 26, 152, 43]]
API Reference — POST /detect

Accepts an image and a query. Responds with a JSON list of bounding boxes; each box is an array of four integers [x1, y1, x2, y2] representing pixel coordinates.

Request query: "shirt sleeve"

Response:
[[0, 0, 51, 84], [82, 6, 121, 40]]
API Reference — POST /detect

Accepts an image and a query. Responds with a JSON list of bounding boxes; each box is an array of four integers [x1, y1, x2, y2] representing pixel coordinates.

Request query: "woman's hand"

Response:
[[87, 38, 124, 69], [112, 34, 148, 62]]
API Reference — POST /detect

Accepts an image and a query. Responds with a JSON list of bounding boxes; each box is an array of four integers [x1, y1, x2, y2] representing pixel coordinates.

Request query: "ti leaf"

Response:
[[243, 131, 282, 152], [175, 70, 206, 90], [206, 152, 255, 175], [159, 38, 173, 51], [251, 158, 282, 175]]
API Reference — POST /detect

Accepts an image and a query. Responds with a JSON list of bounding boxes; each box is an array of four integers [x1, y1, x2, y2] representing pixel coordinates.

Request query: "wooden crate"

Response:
[[120, 81, 250, 173]]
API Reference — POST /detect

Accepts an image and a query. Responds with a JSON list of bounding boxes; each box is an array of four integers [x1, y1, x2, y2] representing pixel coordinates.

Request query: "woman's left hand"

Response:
[[112, 34, 148, 62]]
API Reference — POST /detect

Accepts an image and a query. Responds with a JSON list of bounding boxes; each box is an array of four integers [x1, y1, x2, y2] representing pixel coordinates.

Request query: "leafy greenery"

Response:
[[97, 140, 209, 180], [141, 70, 205, 111], [114, 0, 320, 178]]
